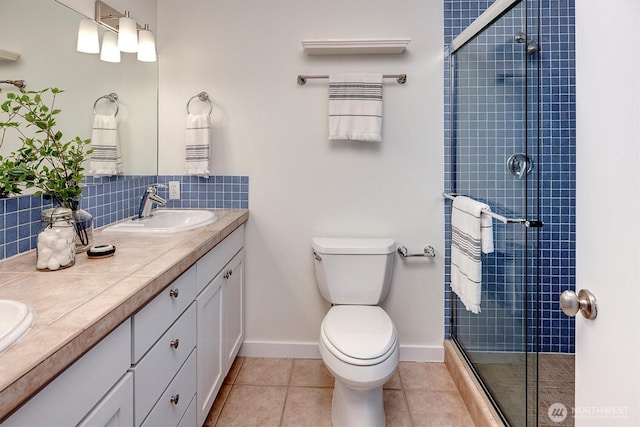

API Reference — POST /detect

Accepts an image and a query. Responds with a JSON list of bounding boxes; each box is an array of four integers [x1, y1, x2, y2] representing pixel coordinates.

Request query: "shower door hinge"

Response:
[[525, 220, 544, 228]]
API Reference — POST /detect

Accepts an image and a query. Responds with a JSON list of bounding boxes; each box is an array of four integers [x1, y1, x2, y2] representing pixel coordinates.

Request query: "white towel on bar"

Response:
[[89, 113, 123, 176], [450, 196, 494, 314], [185, 113, 211, 178], [328, 72, 383, 142]]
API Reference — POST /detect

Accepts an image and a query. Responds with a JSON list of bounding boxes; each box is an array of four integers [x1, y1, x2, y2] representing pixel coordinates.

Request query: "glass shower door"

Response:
[[449, 1, 540, 425]]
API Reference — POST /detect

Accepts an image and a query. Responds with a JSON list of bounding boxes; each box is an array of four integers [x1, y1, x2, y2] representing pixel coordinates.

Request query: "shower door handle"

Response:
[[560, 289, 598, 320]]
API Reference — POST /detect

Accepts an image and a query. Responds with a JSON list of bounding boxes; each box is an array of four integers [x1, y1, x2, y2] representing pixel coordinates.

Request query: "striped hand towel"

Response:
[[89, 113, 123, 176], [328, 73, 383, 142], [185, 113, 211, 178], [450, 196, 494, 314]]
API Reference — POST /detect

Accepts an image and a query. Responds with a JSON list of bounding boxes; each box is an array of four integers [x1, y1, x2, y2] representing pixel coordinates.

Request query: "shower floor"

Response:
[[472, 352, 574, 426]]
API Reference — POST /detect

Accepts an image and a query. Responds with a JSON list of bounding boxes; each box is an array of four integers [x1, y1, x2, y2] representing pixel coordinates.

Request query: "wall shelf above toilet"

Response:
[[301, 38, 410, 55]]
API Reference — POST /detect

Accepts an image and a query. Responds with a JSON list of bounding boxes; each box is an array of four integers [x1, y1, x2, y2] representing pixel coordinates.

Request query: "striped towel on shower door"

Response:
[[450, 196, 494, 314]]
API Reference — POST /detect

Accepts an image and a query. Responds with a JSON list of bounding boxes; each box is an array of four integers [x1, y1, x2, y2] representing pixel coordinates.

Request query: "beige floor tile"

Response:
[[399, 362, 458, 392], [384, 389, 413, 426], [281, 387, 333, 427], [204, 384, 231, 426], [290, 359, 334, 388], [235, 357, 293, 386], [406, 390, 476, 427], [216, 385, 287, 426]]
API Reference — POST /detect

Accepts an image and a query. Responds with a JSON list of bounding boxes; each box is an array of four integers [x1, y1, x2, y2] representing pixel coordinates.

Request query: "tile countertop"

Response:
[[0, 209, 249, 421]]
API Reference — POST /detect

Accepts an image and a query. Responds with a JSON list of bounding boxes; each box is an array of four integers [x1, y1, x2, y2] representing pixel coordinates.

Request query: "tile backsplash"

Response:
[[0, 175, 249, 261]]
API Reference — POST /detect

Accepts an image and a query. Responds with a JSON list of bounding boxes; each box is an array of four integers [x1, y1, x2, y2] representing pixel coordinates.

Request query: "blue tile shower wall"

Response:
[[0, 175, 249, 261], [444, 0, 575, 354]]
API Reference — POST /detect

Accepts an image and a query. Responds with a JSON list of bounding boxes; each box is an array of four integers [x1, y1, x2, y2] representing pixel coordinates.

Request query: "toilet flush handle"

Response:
[[313, 251, 322, 261]]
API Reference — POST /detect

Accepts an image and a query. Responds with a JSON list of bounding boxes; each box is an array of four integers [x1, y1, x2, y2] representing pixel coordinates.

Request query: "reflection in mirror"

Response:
[[0, 0, 158, 176]]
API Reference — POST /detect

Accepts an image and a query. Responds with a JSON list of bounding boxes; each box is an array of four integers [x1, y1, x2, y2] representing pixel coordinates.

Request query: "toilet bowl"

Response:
[[312, 237, 399, 427], [319, 305, 399, 426]]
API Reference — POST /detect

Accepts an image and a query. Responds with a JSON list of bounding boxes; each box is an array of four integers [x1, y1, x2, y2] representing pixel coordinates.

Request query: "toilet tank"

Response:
[[312, 237, 395, 305]]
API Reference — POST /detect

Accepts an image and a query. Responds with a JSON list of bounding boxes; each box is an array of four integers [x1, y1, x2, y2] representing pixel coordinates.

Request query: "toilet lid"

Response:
[[321, 306, 397, 363]]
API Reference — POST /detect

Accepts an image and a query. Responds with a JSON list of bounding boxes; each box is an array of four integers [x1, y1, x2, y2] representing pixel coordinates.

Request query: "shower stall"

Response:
[[445, 1, 576, 426]]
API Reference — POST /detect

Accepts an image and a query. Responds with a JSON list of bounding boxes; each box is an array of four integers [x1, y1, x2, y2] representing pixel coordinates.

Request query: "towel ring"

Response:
[[93, 93, 119, 116], [186, 91, 213, 115]]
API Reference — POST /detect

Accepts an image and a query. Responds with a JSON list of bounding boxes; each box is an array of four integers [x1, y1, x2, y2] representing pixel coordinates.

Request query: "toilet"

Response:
[[312, 237, 399, 427]]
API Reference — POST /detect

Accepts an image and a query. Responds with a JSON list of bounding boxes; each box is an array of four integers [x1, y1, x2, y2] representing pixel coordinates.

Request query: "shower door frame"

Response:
[[446, 0, 541, 425]]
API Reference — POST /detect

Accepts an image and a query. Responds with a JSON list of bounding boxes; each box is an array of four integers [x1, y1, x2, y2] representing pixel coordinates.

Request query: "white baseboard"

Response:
[[238, 341, 444, 362]]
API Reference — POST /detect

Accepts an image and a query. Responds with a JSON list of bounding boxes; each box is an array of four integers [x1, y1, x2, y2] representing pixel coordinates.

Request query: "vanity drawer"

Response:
[[196, 225, 244, 294], [132, 265, 197, 362], [131, 303, 196, 426], [141, 350, 196, 427], [177, 394, 197, 427]]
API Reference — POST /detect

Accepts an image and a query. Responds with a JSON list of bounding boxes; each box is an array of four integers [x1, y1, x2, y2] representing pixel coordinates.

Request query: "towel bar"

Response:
[[93, 93, 119, 116], [186, 91, 213, 115], [442, 193, 543, 227], [397, 245, 436, 258], [297, 73, 407, 85]]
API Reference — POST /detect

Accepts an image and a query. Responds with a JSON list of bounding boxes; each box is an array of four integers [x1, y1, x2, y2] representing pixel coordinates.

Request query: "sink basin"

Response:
[[103, 209, 218, 233], [0, 300, 35, 353]]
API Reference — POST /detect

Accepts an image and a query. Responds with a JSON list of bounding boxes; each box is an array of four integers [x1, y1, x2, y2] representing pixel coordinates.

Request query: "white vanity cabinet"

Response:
[[195, 226, 245, 426], [1, 223, 245, 427], [2, 319, 133, 427]]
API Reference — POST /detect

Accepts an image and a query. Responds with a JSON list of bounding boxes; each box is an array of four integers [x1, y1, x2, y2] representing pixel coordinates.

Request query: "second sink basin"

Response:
[[103, 209, 218, 233], [0, 300, 35, 353]]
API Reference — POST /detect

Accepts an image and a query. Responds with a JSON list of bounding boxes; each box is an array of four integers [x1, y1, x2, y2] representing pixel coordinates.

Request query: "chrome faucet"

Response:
[[137, 184, 167, 219]]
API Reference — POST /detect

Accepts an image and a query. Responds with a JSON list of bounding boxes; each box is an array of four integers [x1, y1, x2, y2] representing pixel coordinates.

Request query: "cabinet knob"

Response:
[[224, 269, 233, 279], [170, 338, 180, 349], [170, 394, 180, 405], [169, 288, 179, 298]]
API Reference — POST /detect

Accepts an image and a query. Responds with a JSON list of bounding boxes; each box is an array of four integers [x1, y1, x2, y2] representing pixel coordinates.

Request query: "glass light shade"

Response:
[[100, 32, 121, 63], [137, 28, 156, 62], [76, 19, 99, 54], [118, 14, 138, 53]]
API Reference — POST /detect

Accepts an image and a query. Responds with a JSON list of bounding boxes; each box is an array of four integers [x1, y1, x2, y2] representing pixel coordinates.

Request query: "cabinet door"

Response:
[[222, 249, 244, 374], [2, 320, 131, 427], [196, 273, 223, 427], [78, 373, 133, 427]]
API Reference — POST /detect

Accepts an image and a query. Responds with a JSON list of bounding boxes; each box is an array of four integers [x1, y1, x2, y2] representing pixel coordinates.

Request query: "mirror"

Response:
[[0, 0, 158, 175]]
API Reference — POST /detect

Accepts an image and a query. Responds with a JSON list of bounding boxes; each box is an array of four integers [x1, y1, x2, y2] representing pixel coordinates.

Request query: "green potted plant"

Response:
[[0, 87, 94, 251], [0, 87, 91, 207]]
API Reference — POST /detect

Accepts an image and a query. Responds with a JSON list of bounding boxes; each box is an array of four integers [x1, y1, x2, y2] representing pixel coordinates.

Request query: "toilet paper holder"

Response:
[[397, 245, 436, 258]]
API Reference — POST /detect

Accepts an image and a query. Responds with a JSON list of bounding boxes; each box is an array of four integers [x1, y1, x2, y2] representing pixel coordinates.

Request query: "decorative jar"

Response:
[[37, 207, 76, 271]]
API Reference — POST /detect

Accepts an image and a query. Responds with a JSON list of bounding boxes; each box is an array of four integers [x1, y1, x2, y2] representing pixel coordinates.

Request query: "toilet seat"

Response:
[[321, 305, 397, 366]]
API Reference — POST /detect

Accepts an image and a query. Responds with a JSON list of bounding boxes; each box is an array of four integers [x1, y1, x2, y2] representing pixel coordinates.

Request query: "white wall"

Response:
[[157, 0, 445, 360]]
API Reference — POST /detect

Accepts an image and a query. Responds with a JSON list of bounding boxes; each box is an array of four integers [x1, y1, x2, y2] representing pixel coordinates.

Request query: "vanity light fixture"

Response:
[[76, 18, 100, 54], [137, 25, 157, 62], [100, 31, 120, 63], [117, 11, 138, 53]]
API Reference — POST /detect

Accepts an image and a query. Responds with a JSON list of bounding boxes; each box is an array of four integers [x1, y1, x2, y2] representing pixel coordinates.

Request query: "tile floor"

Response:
[[204, 357, 476, 426]]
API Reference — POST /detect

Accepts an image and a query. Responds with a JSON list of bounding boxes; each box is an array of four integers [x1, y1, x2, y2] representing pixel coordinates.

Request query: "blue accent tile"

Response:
[[0, 175, 248, 262], [445, 0, 575, 354]]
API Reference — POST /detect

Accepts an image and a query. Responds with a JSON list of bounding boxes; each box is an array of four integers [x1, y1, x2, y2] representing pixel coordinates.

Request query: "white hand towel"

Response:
[[328, 72, 383, 142], [450, 196, 494, 314], [89, 113, 123, 176], [185, 113, 211, 178]]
